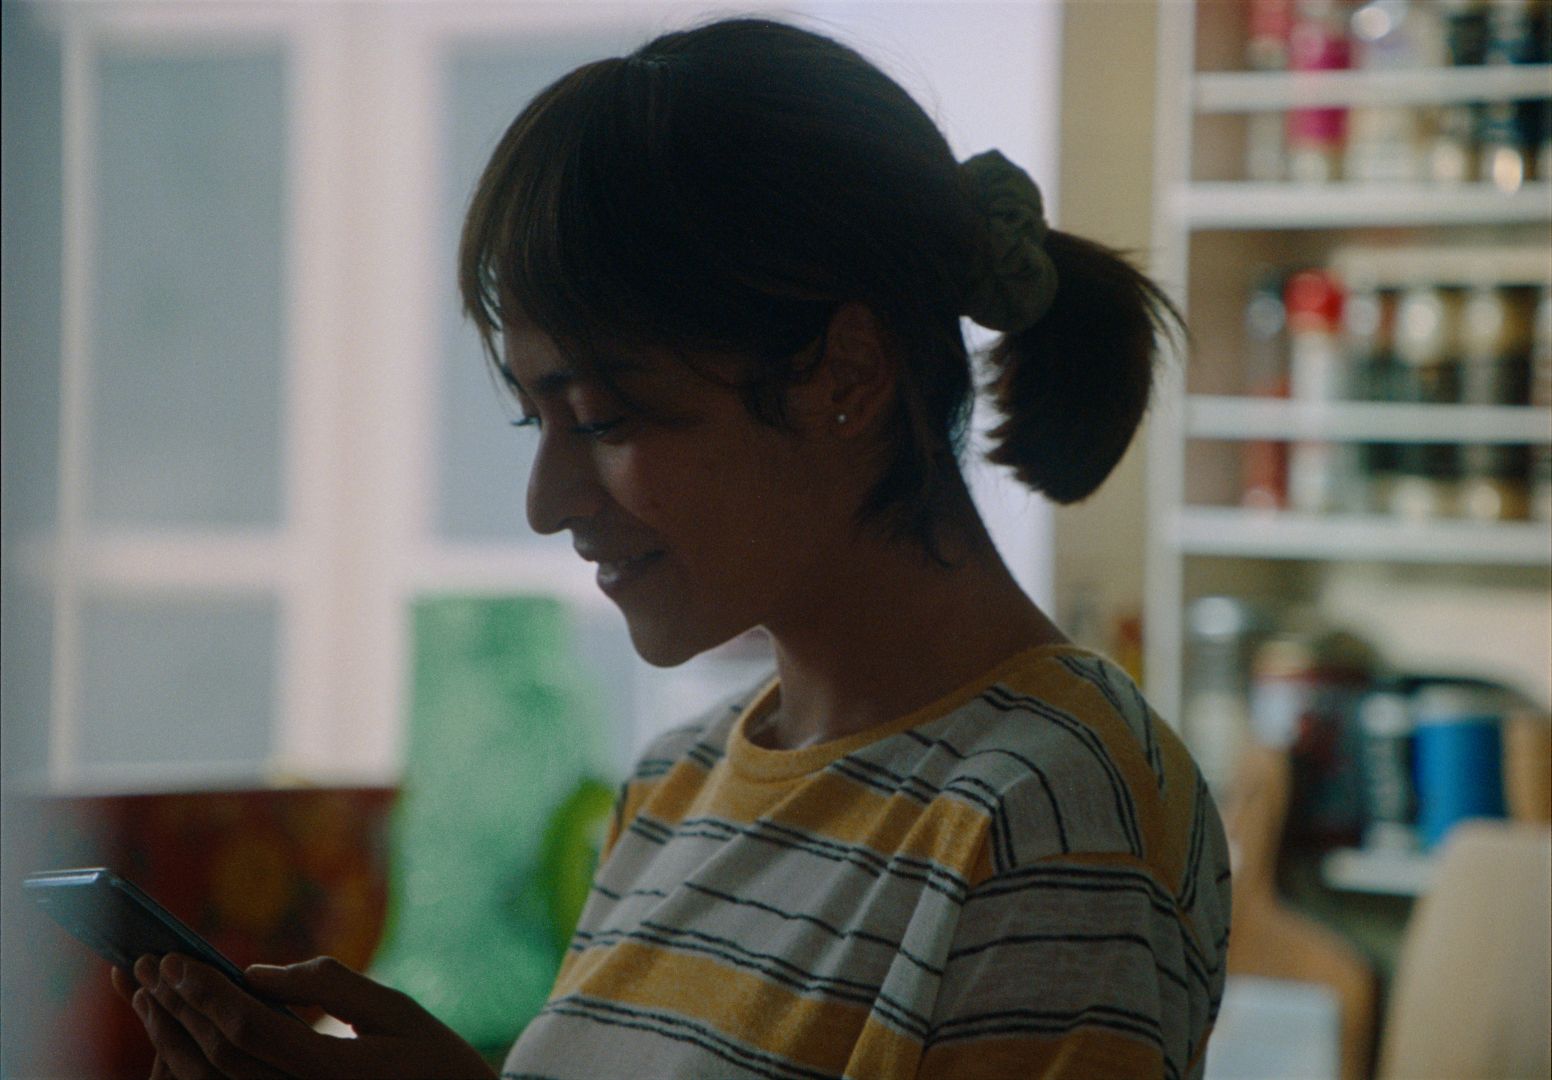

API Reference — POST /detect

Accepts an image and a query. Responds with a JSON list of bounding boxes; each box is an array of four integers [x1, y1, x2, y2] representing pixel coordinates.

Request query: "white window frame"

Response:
[[25, 0, 1059, 792]]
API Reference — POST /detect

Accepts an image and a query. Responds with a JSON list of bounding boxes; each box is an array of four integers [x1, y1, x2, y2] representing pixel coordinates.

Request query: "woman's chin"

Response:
[[624, 617, 743, 669], [624, 622, 711, 669]]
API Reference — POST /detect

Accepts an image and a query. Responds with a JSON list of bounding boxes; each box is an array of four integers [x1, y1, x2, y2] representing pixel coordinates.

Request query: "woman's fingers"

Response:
[[244, 956, 421, 1035], [132, 987, 222, 1080], [111, 964, 136, 1004], [133, 955, 295, 1079], [114, 966, 169, 1080]]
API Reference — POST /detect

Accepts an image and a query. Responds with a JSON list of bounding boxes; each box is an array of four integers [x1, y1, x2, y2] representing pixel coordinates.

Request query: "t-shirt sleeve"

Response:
[[917, 857, 1213, 1080]]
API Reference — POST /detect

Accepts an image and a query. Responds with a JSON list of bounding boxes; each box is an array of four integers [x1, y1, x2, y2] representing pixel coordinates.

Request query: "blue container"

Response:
[[1413, 684, 1507, 850]]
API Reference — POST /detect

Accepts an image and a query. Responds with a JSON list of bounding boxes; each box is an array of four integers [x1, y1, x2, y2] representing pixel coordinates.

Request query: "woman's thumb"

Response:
[[246, 957, 422, 1033]]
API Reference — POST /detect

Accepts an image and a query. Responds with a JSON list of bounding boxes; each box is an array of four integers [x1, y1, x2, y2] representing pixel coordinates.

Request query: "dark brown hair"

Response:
[[460, 17, 1179, 557]]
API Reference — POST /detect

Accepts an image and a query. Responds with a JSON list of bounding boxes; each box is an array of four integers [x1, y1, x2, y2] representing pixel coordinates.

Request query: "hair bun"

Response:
[[958, 150, 1058, 334]]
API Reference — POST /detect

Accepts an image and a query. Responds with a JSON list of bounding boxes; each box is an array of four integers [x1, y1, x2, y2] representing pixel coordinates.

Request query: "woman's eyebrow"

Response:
[[500, 355, 652, 401]]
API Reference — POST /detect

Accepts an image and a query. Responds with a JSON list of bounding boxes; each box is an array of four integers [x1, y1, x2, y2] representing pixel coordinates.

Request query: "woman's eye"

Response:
[[511, 415, 627, 441], [573, 418, 627, 440]]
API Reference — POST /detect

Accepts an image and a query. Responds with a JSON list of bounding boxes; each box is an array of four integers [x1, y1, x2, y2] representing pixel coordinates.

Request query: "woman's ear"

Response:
[[812, 302, 897, 436]]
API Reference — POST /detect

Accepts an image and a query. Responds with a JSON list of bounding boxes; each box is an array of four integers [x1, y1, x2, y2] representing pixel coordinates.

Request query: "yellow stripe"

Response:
[[637, 757, 713, 825], [918, 1029, 1163, 1078], [773, 771, 993, 878], [844, 1013, 925, 1076], [555, 939, 873, 1074]]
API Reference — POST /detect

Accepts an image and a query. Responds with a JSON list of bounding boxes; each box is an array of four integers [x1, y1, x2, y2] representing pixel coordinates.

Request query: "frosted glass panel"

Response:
[[1, 2, 63, 537], [436, 36, 637, 544], [1, 4, 63, 783], [88, 50, 287, 528], [0, 582, 54, 782], [77, 593, 277, 768]]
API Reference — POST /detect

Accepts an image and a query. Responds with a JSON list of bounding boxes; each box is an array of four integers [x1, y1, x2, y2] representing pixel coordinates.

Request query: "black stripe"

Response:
[[1180, 777, 1207, 912], [621, 814, 973, 903], [686, 742, 723, 770], [828, 755, 937, 805], [634, 759, 675, 780], [743, 817, 971, 897], [608, 779, 629, 845], [828, 755, 1018, 874], [1132, 685, 1165, 788], [949, 928, 1156, 962], [628, 816, 675, 844], [946, 928, 1190, 993], [929, 1003, 1164, 1050], [1055, 655, 1128, 733], [569, 921, 931, 1038], [982, 684, 1142, 857], [677, 881, 945, 978], [1055, 654, 1163, 792], [898, 726, 1071, 854], [949, 774, 1014, 873], [589, 882, 669, 903], [541, 996, 839, 1080], [967, 862, 1175, 911], [959, 862, 1221, 987]]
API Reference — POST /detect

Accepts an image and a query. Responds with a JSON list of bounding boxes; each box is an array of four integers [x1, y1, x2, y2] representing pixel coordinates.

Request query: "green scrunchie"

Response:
[[958, 149, 1058, 334]]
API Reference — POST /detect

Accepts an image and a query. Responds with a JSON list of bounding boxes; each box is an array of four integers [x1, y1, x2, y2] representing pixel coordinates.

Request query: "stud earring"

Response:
[[836, 413, 849, 424]]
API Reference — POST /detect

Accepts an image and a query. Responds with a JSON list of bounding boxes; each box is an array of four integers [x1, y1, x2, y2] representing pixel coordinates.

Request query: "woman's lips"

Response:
[[595, 550, 666, 595]]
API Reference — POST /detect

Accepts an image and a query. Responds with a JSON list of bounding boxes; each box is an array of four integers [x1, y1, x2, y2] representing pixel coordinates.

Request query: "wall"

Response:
[[1052, 0, 1160, 661]]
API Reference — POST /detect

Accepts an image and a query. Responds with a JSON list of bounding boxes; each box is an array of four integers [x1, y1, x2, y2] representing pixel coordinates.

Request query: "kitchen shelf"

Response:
[[1184, 398, 1552, 444], [1329, 242, 1552, 287], [1321, 846, 1435, 897], [1195, 63, 1552, 112], [1173, 507, 1552, 565], [1145, 1, 1552, 726], [1176, 182, 1552, 229]]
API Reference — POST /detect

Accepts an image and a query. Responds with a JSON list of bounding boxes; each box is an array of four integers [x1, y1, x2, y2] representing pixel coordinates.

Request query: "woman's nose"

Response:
[[526, 432, 606, 535]]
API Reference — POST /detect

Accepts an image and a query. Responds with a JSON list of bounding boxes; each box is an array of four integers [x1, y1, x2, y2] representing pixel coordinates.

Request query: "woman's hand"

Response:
[[111, 954, 498, 1080]]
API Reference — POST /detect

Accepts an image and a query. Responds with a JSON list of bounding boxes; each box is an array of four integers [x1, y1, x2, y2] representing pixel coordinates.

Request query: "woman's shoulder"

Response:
[[918, 644, 1169, 782], [903, 645, 1224, 890]]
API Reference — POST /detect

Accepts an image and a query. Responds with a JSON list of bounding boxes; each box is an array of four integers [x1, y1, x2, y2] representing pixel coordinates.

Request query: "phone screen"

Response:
[[24, 867, 301, 1020]]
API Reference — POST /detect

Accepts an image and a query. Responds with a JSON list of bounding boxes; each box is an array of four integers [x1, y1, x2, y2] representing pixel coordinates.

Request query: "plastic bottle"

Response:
[[1185, 597, 1263, 797], [1242, 271, 1291, 509], [1531, 284, 1552, 521], [1358, 679, 1420, 852], [1287, 0, 1353, 183], [1391, 284, 1463, 518], [1343, 278, 1395, 511], [1347, 0, 1439, 181], [1247, 0, 1295, 181], [1458, 284, 1532, 520], [1286, 269, 1359, 513], [1478, 0, 1540, 192], [1430, 0, 1489, 183]]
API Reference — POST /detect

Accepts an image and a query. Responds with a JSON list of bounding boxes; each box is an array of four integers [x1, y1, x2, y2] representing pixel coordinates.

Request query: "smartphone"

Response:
[[23, 867, 302, 1021]]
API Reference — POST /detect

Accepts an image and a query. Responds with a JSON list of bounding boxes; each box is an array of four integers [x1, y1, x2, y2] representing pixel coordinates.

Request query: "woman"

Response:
[[121, 17, 1230, 1080]]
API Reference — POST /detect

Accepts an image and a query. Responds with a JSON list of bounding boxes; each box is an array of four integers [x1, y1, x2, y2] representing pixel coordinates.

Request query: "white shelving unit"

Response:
[[1146, 3, 1552, 896], [1176, 182, 1552, 228], [1194, 62, 1552, 111]]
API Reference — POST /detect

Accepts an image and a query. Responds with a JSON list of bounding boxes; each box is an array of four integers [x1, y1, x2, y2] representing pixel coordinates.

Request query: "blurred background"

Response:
[[2, 1, 1548, 1078]]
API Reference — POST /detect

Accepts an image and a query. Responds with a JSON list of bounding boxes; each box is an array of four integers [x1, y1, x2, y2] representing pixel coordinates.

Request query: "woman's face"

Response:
[[502, 322, 855, 666]]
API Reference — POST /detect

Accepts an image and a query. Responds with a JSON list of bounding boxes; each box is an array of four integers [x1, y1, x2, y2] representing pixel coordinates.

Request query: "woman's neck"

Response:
[[753, 519, 1068, 751]]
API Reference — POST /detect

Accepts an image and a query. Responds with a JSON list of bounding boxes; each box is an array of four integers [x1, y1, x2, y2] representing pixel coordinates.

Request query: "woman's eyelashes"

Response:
[[510, 414, 628, 441]]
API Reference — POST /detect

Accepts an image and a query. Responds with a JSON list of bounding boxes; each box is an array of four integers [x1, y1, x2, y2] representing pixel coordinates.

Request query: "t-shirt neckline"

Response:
[[725, 642, 1095, 783]]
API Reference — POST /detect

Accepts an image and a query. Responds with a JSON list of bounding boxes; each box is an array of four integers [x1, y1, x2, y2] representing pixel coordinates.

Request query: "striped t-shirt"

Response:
[[503, 644, 1231, 1079]]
